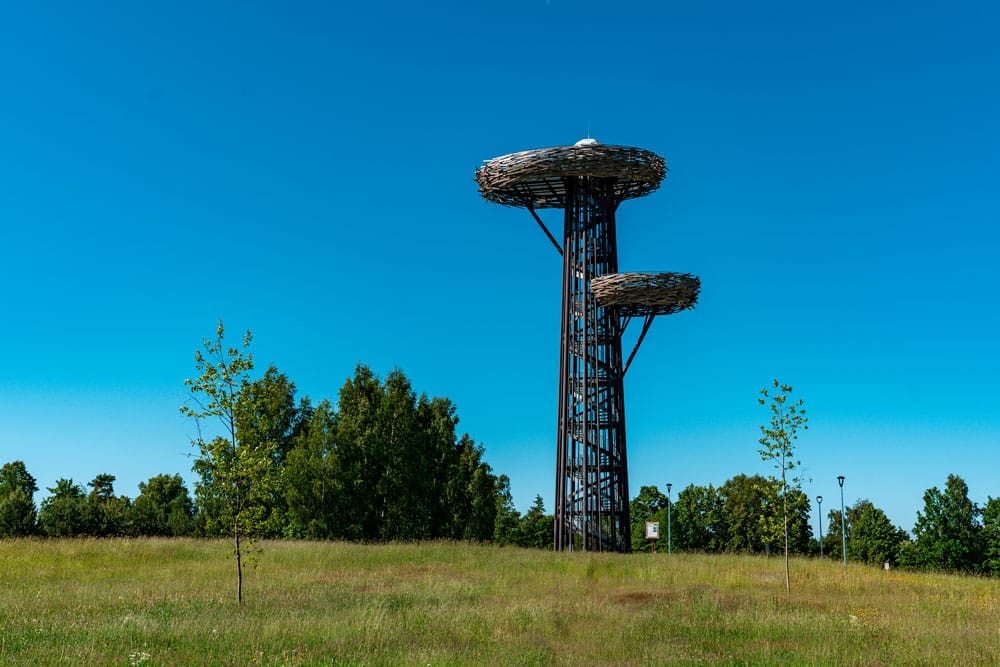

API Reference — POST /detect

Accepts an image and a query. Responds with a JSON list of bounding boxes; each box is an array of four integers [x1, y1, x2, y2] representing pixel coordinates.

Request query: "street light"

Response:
[[816, 495, 824, 558], [666, 483, 672, 555], [837, 476, 846, 565]]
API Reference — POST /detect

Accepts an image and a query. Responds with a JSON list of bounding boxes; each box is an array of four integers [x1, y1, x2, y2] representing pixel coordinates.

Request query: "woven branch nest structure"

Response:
[[590, 272, 700, 317], [476, 142, 666, 209]]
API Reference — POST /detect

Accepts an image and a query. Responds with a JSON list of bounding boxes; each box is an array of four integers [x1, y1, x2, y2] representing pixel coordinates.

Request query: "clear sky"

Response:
[[2, 1, 998, 534]]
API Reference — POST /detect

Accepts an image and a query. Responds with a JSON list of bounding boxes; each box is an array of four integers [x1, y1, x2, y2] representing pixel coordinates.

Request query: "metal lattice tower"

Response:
[[476, 139, 699, 552]]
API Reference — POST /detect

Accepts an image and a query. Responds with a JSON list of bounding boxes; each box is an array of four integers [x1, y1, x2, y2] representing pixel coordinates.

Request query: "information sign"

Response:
[[645, 521, 659, 539]]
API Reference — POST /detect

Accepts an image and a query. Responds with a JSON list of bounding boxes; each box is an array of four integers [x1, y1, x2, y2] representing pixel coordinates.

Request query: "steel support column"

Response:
[[553, 177, 630, 551]]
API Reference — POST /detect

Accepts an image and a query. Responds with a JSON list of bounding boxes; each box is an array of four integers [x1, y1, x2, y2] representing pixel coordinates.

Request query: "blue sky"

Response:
[[1, 1, 998, 534]]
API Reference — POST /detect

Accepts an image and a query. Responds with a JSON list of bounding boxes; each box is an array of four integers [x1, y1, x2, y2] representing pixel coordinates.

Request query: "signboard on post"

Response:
[[645, 521, 659, 540]]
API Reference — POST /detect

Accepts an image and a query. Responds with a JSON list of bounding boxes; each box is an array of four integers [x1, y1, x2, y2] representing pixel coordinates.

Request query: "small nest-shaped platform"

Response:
[[476, 143, 665, 209], [590, 272, 700, 317]]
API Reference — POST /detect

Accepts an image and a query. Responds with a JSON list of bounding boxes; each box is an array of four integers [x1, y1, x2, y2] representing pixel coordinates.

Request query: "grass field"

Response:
[[0, 539, 998, 665]]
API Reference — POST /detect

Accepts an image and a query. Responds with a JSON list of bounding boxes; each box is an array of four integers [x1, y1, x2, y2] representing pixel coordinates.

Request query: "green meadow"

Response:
[[0, 539, 997, 665]]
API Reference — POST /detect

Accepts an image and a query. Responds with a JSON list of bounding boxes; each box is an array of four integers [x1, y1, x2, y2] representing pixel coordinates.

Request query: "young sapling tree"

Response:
[[758, 379, 809, 593], [181, 321, 274, 604]]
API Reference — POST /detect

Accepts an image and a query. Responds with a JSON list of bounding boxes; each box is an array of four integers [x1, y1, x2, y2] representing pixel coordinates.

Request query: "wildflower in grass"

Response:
[[128, 650, 151, 665]]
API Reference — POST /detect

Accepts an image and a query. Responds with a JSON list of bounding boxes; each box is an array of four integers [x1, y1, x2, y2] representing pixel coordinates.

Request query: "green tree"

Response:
[[492, 474, 521, 545], [459, 437, 500, 541], [981, 497, 1000, 576], [87, 474, 131, 537], [236, 366, 305, 536], [182, 321, 275, 604], [38, 478, 89, 537], [131, 474, 195, 536], [420, 395, 468, 539], [237, 366, 302, 464], [330, 365, 500, 542], [846, 500, 908, 566], [0, 490, 36, 537], [517, 495, 553, 549], [904, 474, 983, 573], [332, 364, 385, 541], [0, 461, 38, 537], [758, 379, 809, 592], [719, 474, 779, 553], [823, 508, 847, 560], [0, 461, 38, 497], [331, 366, 424, 540], [375, 370, 426, 540], [282, 399, 342, 539], [672, 484, 725, 552]]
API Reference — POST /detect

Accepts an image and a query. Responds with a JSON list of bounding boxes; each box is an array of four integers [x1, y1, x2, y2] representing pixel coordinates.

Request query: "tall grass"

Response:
[[0, 539, 997, 665]]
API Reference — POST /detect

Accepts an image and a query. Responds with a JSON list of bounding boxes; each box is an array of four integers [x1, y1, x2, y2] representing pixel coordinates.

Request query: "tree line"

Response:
[[2, 337, 997, 580], [0, 323, 542, 552], [5, 462, 1000, 577], [628, 472, 1000, 575], [0, 455, 544, 550], [0, 368, 510, 542]]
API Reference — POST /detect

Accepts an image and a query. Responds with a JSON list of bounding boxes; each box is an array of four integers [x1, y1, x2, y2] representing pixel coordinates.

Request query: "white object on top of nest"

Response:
[[574, 137, 600, 146]]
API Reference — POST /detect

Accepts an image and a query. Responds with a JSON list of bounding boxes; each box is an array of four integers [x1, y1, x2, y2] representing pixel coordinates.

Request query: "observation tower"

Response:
[[476, 138, 699, 552]]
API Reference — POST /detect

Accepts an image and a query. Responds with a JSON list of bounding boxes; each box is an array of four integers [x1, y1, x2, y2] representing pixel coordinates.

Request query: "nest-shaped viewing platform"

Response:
[[590, 272, 700, 317], [476, 142, 666, 209]]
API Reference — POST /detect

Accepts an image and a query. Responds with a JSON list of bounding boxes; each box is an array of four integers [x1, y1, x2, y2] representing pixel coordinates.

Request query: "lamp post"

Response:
[[816, 495, 824, 558], [837, 476, 846, 565], [666, 483, 672, 555]]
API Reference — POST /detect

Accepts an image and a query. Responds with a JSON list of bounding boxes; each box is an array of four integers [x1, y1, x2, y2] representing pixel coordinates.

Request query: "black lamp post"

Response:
[[666, 483, 672, 555], [837, 476, 846, 565], [816, 495, 824, 558]]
